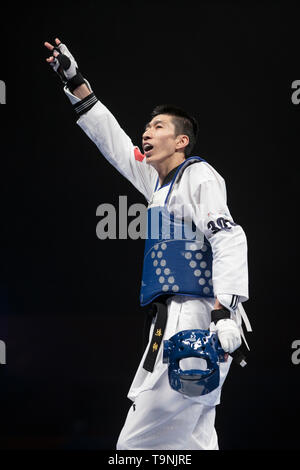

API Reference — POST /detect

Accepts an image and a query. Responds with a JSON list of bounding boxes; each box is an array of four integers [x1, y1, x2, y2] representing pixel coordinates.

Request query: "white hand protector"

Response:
[[50, 42, 78, 80], [48, 41, 85, 92], [211, 318, 242, 354], [45, 39, 98, 116]]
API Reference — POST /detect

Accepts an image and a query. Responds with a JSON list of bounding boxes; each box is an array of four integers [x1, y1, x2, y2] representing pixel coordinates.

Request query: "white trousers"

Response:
[[117, 296, 231, 450]]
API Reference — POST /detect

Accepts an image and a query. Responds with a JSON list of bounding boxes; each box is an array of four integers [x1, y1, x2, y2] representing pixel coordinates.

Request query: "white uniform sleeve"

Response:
[[64, 87, 157, 201], [190, 164, 249, 302]]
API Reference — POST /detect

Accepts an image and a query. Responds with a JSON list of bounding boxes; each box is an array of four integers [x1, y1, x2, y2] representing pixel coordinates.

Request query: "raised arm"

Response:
[[44, 38, 156, 200]]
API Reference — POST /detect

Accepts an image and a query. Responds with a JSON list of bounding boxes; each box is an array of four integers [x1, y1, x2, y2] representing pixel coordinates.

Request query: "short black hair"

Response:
[[150, 104, 199, 156]]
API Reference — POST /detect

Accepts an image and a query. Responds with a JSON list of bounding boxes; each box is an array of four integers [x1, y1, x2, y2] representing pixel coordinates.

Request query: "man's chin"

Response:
[[145, 153, 163, 166], [145, 154, 155, 164]]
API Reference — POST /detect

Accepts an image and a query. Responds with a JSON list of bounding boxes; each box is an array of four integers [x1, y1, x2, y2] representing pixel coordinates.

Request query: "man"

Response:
[[44, 38, 251, 450]]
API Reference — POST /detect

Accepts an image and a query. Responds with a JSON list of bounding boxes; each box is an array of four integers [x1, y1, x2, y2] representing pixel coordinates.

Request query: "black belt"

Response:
[[143, 300, 168, 373]]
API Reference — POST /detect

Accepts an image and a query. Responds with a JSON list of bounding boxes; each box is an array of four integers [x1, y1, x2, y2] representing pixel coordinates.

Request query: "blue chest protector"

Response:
[[140, 157, 214, 306]]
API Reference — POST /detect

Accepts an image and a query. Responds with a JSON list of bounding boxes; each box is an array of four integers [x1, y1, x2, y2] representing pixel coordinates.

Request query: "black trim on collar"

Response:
[[161, 164, 181, 187]]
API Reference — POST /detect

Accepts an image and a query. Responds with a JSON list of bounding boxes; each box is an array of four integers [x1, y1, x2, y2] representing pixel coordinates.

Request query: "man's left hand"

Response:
[[212, 318, 241, 354]]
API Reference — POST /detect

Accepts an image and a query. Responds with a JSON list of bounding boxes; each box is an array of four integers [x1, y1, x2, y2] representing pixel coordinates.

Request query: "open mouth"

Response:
[[144, 143, 154, 155]]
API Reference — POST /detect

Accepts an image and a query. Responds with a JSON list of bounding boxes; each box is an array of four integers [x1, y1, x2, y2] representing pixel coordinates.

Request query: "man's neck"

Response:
[[154, 154, 186, 186]]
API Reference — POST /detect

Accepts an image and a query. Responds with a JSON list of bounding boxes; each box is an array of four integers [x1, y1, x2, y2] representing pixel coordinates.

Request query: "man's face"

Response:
[[142, 114, 180, 165]]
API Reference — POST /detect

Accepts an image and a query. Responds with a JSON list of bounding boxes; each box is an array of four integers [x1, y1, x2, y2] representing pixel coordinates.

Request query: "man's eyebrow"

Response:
[[144, 119, 165, 130]]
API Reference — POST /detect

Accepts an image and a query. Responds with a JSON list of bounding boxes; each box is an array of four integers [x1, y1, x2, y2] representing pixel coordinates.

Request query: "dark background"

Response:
[[0, 0, 299, 450]]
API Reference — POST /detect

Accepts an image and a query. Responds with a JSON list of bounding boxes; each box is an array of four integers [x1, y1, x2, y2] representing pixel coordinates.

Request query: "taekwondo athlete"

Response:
[[44, 38, 251, 450]]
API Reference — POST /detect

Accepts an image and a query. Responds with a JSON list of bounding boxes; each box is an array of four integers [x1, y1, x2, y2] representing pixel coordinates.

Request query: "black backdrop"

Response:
[[0, 1, 299, 451]]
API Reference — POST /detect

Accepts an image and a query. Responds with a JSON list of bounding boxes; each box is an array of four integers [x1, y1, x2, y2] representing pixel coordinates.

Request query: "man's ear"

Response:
[[176, 134, 189, 151]]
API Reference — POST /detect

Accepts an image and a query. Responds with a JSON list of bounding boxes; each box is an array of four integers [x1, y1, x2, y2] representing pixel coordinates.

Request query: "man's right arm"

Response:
[[45, 38, 156, 201], [65, 84, 156, 201]]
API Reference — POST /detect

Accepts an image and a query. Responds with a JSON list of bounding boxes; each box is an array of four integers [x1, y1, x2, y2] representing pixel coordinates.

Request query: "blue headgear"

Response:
[[163, 329, 226, 397]]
